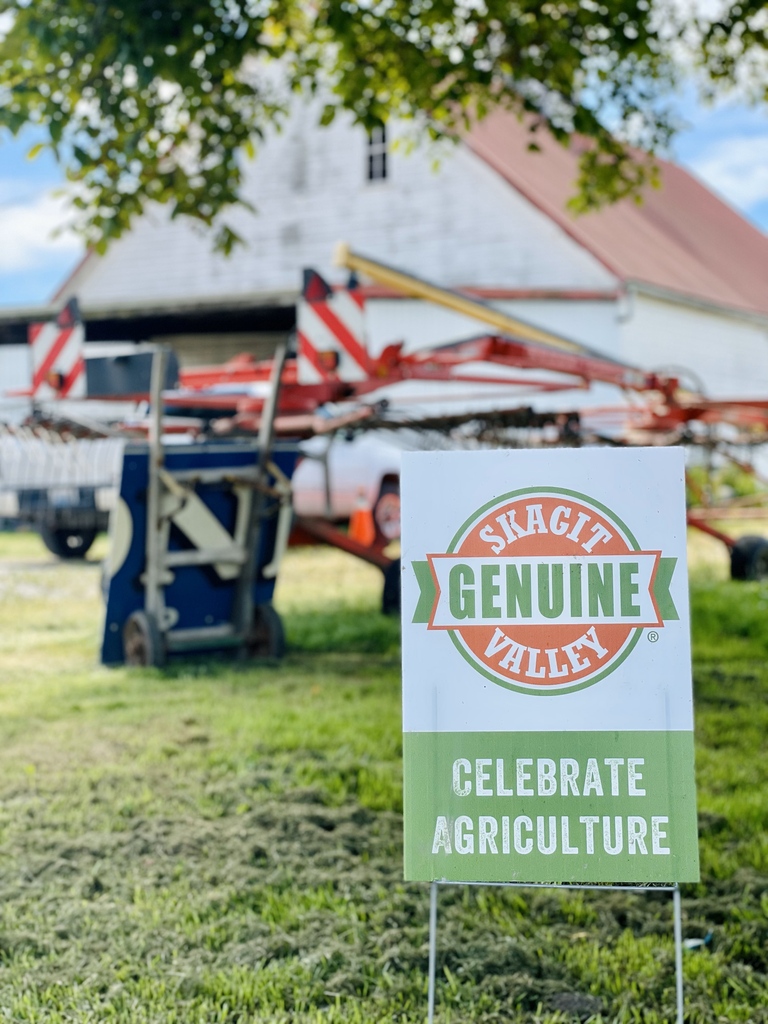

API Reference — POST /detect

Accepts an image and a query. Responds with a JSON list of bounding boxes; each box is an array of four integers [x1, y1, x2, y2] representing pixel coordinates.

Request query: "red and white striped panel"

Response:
[[28, 321, 86, 399], [297, 289, 372, 385]]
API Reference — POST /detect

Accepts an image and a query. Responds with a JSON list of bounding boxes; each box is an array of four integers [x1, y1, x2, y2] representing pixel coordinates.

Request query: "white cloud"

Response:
[[0, 190, 83, 273], [690, 136, 768, 211]]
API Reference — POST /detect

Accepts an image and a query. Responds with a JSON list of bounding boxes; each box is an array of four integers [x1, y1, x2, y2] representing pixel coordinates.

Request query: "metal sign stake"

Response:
[[426, 881, 684, 1024], [673, 885, 684, 1024], [427, 882, 438, 1024]]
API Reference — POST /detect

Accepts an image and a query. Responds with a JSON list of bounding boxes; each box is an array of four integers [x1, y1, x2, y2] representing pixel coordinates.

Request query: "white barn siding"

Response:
[[494, 299, 621, 357], [65, 105, 617, 312], [365, 297, 621, 356], [336, 295, 623, 417], [0, 345, 32, 423], [360, 292, 768, 416], [619, 293, 768, 399]]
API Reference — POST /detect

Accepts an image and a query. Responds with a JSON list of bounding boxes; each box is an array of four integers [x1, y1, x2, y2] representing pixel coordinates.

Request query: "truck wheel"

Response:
[[382, 558, 401, 615], [246, 603, 285, 659], [123, 610, 165, 667], [373, 481, 401, 542], [730, 535, 768, 581], [40, 525, 97, 560]]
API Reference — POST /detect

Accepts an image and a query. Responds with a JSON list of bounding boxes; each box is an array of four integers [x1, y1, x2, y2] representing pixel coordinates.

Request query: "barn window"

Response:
[[367, 125, 388, 182]]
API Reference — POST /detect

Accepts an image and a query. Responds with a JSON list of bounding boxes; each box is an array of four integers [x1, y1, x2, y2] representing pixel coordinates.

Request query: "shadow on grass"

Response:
[[101, 600, 402, 688]]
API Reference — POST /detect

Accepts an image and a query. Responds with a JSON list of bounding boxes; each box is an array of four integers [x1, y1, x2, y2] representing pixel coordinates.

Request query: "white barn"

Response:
[[48, 104, 768, 404]]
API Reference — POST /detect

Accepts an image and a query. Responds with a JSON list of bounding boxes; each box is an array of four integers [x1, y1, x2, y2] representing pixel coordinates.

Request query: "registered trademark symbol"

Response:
[[648, 631, 659, 643]]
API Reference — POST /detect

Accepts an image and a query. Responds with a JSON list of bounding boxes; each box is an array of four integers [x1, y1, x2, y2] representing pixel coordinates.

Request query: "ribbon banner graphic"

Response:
[[411, 488, 679, 695]]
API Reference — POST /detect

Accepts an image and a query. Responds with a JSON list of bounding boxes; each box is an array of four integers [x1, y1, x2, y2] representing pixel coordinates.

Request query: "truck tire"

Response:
[[373, 481, 401, 542], [40, 524, 97, 560], [382, 558, 401, 616], [730, 535, 768, 581]]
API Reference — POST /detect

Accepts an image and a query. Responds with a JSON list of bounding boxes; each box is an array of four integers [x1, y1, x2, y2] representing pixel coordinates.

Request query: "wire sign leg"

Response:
[[673, 885, 684, 1024], [427, 882, 438, 1024]]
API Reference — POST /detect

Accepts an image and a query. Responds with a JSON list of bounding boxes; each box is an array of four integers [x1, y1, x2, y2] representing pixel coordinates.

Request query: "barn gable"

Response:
[[57, 103, 619, 315]]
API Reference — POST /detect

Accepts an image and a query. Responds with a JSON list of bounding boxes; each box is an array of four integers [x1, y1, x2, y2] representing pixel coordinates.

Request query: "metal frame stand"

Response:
[[144, 345, 167, 634], [232, 337, 289, 649], [426, 881, 685, 1024], [132, 345, 294, 664]]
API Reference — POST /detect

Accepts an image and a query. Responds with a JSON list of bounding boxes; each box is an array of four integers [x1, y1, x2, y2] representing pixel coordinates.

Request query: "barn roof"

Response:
[[465, 110, 768, 319]]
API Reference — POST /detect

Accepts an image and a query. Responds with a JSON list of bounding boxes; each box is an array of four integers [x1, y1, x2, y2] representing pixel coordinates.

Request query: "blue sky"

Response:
[[1, 96, 767, 309], [0, 125, 84, 308], [673, 94, 768, 232]]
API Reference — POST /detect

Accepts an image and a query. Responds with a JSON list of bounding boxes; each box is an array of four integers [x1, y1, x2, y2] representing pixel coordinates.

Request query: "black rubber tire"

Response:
[[123, 610, 165, 667], [373, 481, 401, 543], [730, 535, 768, 581], [40, 524, 97, 560], [382, 558, 401, 616], [246, 603, 285, 659]]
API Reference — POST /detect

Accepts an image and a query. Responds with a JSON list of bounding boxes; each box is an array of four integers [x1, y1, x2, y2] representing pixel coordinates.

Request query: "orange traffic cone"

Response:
[[349, 489, 376, 547]]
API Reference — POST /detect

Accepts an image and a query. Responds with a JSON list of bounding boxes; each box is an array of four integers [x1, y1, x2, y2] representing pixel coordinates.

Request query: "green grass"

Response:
[[0, 532, 765, 1021]]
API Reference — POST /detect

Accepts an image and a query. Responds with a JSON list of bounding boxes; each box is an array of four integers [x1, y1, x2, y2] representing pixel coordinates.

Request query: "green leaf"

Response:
[[319, 103, 336, 126], [213, 224, 245, 255], [0, 0, 750, 254]]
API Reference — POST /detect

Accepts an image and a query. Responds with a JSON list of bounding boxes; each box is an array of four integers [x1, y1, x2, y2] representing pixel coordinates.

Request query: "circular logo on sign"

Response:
[[416, 486, 670, 696]]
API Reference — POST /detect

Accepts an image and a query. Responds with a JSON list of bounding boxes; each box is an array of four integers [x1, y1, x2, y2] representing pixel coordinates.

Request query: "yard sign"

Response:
[[401, 448, 699, 883]]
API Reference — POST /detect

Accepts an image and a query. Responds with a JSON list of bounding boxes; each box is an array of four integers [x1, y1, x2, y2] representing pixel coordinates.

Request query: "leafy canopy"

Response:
[[0, 0, 764, 252]]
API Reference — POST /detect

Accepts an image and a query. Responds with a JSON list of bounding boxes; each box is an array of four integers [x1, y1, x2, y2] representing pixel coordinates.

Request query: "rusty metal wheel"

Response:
[[123, 610, 165, 667], [246, 603, 285, 660]]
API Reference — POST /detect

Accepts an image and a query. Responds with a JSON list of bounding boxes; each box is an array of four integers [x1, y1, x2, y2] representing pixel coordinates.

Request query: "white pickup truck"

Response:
[[292, 432, 402, 541]]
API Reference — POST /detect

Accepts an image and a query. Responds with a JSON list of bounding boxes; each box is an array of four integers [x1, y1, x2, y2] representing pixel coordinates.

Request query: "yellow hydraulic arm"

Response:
[[334, 243, 585, 355]]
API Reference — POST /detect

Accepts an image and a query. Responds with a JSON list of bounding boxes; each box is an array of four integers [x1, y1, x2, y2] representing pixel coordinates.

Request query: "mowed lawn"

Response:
[[0, 530, 765, 1022]]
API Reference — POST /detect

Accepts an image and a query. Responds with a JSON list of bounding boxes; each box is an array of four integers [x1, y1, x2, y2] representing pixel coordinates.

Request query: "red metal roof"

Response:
[[465, 110, 768, 319]]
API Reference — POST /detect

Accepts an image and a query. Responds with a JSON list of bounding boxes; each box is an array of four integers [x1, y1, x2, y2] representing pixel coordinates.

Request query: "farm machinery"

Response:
[[2, 246, 768, 664], [161, 244, 768, 582]]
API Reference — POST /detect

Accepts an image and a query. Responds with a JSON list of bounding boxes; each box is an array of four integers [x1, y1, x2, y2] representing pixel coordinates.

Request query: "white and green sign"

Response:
[[401, 448, 699, 883]]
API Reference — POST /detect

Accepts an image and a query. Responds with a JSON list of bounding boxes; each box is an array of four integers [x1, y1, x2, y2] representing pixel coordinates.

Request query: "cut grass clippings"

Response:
[[0, 533, 765, 1021]]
